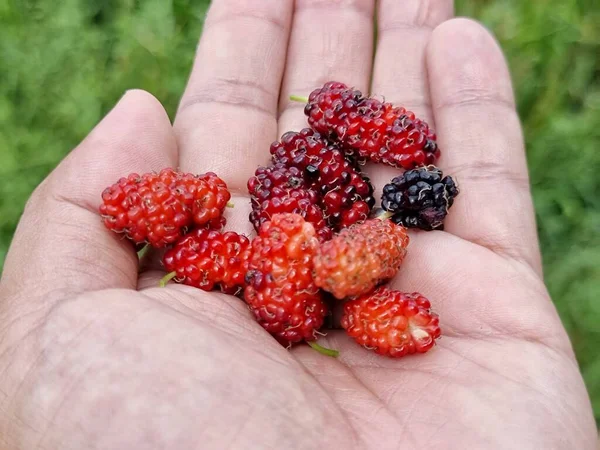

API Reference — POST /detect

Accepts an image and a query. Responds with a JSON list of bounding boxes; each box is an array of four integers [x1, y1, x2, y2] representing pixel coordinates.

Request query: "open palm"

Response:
[[0, 1, 596, 449]]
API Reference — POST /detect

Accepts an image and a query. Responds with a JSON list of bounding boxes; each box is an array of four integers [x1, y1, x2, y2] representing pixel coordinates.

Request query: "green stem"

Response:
[[159, 271, 177, 288], [290, 95, 309, 103], [136, 243, 150, 260], [376, 210, 394, 221], [307, 341, 340, 358], [226, 201, 235, 208]]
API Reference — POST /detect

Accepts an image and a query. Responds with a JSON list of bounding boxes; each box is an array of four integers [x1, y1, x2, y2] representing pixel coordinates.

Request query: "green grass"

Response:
[[1, 0, 599, 422]]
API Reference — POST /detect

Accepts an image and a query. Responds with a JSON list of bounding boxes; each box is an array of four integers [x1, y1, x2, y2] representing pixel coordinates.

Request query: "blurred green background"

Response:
[[1, 0, 599, 422]]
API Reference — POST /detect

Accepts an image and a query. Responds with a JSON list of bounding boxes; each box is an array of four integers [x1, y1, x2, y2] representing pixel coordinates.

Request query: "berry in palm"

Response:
[[244, 213, 328, 345], [100, 168, 231, 247], [342, 287, 441, 358], [303, 81, 440, 169]]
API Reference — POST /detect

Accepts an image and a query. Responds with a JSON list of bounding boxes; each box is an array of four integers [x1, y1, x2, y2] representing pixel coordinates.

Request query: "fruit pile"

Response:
[[99, 82, 460, 359]]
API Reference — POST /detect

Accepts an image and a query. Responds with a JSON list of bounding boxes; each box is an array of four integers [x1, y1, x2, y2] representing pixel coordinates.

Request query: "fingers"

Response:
[[1, 91, 177, 302], [367, 0, 454, 193], [277, 0, 376, 133], [427, 19, 542, 273], [175, 0, 294, 193]]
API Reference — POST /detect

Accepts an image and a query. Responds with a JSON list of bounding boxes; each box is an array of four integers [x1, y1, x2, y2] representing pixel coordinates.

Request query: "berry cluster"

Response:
[[100, 81, 461, 358], [248, 163, 332, 241], [248, 128, 375, 241]]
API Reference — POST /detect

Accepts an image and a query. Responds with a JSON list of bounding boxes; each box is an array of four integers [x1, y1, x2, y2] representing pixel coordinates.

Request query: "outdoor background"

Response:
[[1, 0, 599, 424]]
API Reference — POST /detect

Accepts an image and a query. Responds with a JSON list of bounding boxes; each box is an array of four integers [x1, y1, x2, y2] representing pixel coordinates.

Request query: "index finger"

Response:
[[175, 0, 293, 192]]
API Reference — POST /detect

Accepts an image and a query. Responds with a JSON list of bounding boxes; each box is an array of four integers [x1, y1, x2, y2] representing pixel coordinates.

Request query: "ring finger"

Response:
[[368, 0, 454, 193]]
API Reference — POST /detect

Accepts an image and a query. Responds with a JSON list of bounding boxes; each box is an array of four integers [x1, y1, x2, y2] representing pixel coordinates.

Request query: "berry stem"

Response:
[[376, 211, 394, 221], [307, 340, 340, 358], [137, 243, 150, 260], [159, 271, 177, 287], [289, 95, 309, 103], [226, 201, 235, 208]]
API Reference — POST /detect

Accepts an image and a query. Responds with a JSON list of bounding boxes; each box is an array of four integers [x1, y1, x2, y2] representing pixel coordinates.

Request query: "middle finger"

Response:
[[278, 0, 376, 134]]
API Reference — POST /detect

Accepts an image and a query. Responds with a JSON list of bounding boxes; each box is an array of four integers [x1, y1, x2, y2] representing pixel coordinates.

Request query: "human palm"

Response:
[[0, 1, 596, 449]]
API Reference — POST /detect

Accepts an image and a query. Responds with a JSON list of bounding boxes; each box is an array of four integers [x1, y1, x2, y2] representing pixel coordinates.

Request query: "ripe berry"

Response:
[[303, 81, 362, 139], [271, 128, 356, 190], [203, 215, 227, 231], [342, 287, 441, 358], [267, 128, 375, 230], [303, 82, 440, 170], [163, 229, 250, 294], [244, 213, 327, 345], [312, 218, 409, 299], [100, 168, 231, 247], [382, 166, 459, 231], [248, 164, 331, 242]]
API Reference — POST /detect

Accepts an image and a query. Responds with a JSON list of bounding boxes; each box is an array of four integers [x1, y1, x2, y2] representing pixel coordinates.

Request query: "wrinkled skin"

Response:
[[0, 1, 596, 449]]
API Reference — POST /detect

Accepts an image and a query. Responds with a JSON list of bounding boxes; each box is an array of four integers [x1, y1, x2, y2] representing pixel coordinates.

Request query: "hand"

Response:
[[0, 1, 596, 448]]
